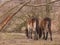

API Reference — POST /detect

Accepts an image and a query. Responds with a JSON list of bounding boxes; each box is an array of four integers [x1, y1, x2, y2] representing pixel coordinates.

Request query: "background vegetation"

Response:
[[0, 0, 60, 33]]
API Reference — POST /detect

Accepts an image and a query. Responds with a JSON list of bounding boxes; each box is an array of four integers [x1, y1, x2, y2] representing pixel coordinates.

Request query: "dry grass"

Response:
[[0, 32, 60, 45]]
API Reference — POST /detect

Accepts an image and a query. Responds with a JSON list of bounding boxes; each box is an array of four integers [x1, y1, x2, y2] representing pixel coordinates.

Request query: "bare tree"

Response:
[[0, 0, 31, 30]]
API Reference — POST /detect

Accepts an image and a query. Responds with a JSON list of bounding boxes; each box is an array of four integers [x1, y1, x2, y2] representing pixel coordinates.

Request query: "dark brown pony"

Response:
[[25, 17, 41, 40], [39, 17, 52, 41]]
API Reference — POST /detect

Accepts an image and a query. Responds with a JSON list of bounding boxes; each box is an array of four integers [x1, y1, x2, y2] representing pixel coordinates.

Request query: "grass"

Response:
[[0, 32, 60, 45]]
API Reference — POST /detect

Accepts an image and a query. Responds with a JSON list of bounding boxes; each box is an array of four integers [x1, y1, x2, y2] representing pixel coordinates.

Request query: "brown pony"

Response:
[[39, 17, 52, 41], [25, 17, 41, 40]]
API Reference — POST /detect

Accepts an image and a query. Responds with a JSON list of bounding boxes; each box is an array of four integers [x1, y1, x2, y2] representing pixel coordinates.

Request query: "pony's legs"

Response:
[[25, 28, 29, 38], [28, 29, 32, 39], [45, 27, 52, 41], [45, 28, 48, 40], [45, 32, 48, 40], [49, 28, 52, 41], [39, 28, 42, 39], [42, 29, 45, 39], [34, 31, 38, 40]]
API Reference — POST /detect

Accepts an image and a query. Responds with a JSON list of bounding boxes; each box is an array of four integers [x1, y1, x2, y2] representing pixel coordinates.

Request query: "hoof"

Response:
[[34, 38, 38, 40], [43, 37, 45, 39], [45, 38, 47, 40], [51, 38, 53, 41]]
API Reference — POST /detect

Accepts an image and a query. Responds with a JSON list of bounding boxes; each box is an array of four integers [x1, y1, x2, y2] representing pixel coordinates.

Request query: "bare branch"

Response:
[[48, 0, 60, 4], [0, 0, 13, 8], [25, 0, 60, 7], [26, 4, 46, 7], [12, 0, 31, 16], [0, 2, 22, 18]]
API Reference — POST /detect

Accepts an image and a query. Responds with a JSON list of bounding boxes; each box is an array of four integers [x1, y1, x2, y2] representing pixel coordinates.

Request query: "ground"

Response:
[[0, 32, 60, 45]]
